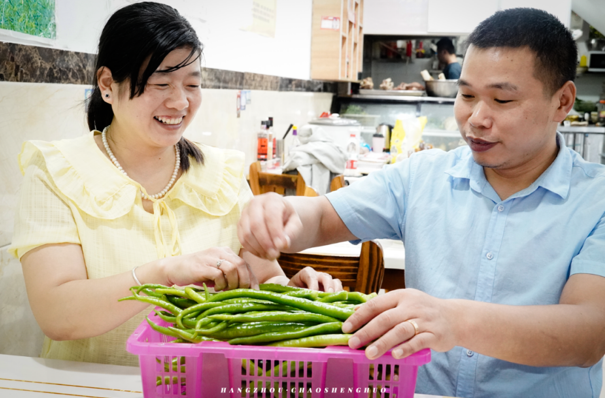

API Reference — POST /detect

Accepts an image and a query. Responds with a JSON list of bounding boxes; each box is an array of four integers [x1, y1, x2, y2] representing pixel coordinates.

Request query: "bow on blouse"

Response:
[[147, 195, 182, 258]]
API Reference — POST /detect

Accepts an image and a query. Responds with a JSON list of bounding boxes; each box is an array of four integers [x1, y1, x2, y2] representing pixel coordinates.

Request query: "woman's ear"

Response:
[[97, 67, 115, 104]]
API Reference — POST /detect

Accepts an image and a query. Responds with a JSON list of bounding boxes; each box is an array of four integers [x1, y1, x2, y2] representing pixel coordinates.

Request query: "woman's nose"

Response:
[[165, 87, 189, 110]]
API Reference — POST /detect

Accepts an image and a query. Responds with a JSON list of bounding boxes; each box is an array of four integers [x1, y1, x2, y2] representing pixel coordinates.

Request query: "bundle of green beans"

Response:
[[120, 283, 377, 348]]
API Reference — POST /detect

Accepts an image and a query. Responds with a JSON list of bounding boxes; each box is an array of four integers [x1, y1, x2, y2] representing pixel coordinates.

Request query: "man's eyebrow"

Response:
[[457, 79, 518, 91]]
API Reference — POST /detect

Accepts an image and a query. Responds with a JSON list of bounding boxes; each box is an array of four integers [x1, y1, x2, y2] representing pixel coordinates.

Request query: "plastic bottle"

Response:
[[289, 126, 300, 155], [344, 133, 359, 176], [267, 120, 273, 162], [268, 117, 276, 159], [257, 121, 268, 161]]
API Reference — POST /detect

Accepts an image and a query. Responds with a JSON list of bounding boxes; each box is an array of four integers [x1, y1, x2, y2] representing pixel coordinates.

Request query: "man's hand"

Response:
[[238, 193, 303, 260], [343, 289, 458, 360]]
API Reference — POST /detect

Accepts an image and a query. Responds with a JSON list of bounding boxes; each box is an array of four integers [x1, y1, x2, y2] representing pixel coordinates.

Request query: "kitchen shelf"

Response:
[[345, 94, 456, 104]]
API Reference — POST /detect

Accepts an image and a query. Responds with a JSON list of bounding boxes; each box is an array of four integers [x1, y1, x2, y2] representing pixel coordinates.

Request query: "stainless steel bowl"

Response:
[[425, 80, 459, 98]]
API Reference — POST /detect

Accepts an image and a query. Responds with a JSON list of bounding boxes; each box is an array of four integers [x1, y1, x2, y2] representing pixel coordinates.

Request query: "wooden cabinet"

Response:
[[311, 0, 364, 81]]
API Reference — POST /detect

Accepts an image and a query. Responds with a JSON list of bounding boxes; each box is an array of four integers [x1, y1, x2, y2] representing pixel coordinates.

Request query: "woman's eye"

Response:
[[188, 85, 201, 88], [495, 99, 512, 104], [461, 94, 474, 99], [154, 84, 169, 87]]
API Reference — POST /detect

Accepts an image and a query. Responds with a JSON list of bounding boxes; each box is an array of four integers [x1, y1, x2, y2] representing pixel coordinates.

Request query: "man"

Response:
[[238, 8, 605, 398], [437, 38, 461, 79]]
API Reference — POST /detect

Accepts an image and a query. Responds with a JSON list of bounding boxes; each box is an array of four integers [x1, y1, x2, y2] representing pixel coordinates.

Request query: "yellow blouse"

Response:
[[9, 131, 253, 366]]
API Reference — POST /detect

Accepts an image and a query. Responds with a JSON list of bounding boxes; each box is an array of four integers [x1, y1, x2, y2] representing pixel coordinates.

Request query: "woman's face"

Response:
[[111, 47, 202, 148]]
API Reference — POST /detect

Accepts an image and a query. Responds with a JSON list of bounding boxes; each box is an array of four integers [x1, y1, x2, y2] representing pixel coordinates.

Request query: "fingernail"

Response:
[[367, 346, 378, 359], [274, 238, 283, 248], [392, 349, 403, 359], [342, 321, 353, 333], [328, 288, 334, 293], [284, 235, 291, 248], [269, 249, 279, 259], [348, 336, 360, 349]]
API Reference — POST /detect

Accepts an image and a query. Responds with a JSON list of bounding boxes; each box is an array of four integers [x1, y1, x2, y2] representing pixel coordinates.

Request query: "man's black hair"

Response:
[[437, 38, 456, 55], [466, 7, 577, 96]]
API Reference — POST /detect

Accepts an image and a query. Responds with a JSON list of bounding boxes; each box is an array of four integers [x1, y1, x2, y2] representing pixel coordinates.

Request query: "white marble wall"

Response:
[[0, 80, 333, 357]]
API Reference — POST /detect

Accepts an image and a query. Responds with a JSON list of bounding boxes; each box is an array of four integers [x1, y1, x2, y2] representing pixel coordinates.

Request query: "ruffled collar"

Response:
[[20, 131, 245, 257]]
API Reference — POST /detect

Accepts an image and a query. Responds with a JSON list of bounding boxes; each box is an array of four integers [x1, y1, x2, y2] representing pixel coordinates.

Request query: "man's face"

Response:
[[454, 45, 560, 170]]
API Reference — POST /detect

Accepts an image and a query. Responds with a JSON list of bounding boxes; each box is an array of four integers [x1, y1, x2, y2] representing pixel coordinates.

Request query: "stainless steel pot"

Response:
[[425, 80, 459, 98]]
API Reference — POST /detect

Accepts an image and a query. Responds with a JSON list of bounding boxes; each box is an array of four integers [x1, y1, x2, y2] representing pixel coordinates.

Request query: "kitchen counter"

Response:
[[0, 354, 451, 398]]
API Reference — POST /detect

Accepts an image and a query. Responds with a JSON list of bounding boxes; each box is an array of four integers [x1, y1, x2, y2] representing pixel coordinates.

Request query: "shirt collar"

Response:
[[444, 132, 572, 201]]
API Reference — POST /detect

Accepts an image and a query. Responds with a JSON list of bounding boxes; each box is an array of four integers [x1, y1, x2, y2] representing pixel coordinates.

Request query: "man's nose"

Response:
[[468, 101, 492, 129]]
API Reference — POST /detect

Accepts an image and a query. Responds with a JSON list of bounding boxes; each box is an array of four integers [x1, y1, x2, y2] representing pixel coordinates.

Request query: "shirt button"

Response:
[[497, 205, 504, 212], [486, 252, 494, 260], [467, 350, 474, 357]]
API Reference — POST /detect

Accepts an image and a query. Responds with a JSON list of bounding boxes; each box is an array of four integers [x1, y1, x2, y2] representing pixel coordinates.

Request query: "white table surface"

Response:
[[302, 239, 405, 270], [0, 354, 450, 397]]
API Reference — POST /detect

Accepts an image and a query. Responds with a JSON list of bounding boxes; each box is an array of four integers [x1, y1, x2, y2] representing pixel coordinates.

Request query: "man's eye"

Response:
[[461, 94, 474, 99], [188, 85, 201, 88], [495, 99, 512, 104]]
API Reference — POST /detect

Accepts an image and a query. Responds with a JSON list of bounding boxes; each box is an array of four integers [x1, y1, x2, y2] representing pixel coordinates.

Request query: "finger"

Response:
[[235, 258, 251, 289], [391, 332, 434, 360], [264, 196, 290, 252], [333, 278, 344, 292], [316, 272, 334, 292], [246, 262, 260, 290], [237, 212, 265, 258], [300, 268, 319, 291], [210, 267, 228, 291], [217, 260, 239, 291], [347, 307, 409, 350], [282, 205, 303, 248], [247, 196, 280, 259], [363, 319, 419, 360], [342, 292, 401, 334], [217, 247, 246, 268]]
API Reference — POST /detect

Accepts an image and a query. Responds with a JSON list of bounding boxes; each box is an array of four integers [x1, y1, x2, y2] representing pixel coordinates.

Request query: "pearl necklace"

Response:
[[102, 128, 180, 200]]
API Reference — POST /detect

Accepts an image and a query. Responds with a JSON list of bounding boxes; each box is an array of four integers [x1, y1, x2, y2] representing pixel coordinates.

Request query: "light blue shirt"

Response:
[[327, 133, 605, 398]]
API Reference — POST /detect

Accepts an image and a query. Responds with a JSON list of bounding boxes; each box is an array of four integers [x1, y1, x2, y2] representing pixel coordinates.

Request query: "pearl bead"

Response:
[[102, 127, 180, 200]]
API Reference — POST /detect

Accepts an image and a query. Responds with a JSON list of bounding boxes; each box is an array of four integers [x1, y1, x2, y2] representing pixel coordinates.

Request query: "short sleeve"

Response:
[[8, 159, 80, 259], [570, 213, 605, 277], [325, 159, 412, 242]]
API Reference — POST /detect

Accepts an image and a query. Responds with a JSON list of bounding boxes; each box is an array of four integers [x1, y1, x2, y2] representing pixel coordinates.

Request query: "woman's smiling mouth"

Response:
[[154, 116, 184, 125]]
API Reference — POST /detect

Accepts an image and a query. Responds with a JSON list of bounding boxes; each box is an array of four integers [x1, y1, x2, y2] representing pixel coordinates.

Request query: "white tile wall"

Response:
[[0, 81, 333, 357], [0, 245, 45, 356]]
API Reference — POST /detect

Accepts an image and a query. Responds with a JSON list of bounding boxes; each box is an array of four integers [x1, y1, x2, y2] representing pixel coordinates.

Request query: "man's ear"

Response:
[[553, 81, 576, 123], [97, 66, 115, 104]]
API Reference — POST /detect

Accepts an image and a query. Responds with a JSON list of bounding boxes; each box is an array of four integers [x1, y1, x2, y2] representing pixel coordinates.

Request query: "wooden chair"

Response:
[[249, 162, 317, 196], [330, 175, 345, 192], [278, 240, 385, 294]]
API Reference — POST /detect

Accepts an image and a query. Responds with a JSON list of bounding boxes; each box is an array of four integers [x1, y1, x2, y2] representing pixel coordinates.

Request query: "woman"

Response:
[[9, 2, 341, 366]]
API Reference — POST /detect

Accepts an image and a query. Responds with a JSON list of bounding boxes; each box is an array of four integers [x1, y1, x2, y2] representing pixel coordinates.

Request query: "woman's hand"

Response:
[[287, 266, 343, 292], [162, 247, 258, 291], [342, 288, 458, 360]]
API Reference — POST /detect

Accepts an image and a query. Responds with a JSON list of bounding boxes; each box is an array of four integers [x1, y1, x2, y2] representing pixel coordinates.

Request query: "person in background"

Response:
[[238, 8, 605, 398], [437, 38, 461, 79], [9, 1, 341, 367]]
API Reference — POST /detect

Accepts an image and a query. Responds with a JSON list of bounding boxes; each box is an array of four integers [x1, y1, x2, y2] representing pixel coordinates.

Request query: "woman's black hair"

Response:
[[88, 1, 203, 171]]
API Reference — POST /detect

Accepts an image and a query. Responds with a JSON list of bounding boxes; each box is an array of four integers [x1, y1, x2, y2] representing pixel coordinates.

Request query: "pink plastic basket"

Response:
[[127, 310, 431, 398]]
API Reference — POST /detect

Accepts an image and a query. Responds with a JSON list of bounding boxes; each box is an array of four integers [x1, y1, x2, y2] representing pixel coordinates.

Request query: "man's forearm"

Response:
[[449, 299, 605, 367], [284, 196, 356, 253]]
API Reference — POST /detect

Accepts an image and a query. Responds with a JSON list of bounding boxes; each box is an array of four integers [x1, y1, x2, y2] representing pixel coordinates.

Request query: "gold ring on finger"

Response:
[[406, 319, 419, 336]]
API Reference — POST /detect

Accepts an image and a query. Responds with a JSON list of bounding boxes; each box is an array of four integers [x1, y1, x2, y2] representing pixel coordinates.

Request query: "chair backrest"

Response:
[[249, 162, 317, 196], [330, 175, 345, 192], [277, 241, 385, 294]]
